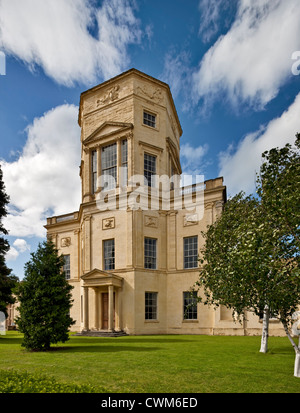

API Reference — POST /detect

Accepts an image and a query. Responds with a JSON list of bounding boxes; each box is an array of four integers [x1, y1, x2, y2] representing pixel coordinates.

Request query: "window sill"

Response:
[[144, 320, 159, 323], [182, 320, 198, 323]]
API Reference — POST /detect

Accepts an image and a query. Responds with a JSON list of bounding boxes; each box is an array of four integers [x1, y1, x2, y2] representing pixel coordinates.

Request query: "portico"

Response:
[[81, 269, 123, 332]]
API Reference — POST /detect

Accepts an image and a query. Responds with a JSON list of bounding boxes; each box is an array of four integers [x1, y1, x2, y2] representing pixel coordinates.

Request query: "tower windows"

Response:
[[101, 143, 117, 190], [144, 153, 156, 187], [143, 111, 156, 128]]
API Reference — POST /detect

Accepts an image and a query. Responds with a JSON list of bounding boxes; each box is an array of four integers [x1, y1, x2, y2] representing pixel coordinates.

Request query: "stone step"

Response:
[[74, 330, 128, 338]]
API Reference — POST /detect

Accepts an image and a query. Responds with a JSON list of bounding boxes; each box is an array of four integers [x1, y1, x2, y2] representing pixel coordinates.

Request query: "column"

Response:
[[94, 288, 99, 330], [83, 286, 89, 331], [115, 288, 121, 331], [108, 285, 114, 331]]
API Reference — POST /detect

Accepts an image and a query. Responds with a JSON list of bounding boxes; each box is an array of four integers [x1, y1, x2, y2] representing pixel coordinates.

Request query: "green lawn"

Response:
[[0, 331, 300, 393]]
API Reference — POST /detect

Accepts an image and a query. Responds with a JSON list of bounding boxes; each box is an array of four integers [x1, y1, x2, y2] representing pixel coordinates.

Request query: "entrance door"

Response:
[[101, 292, 115, 330], [102, 293, 108, 329]]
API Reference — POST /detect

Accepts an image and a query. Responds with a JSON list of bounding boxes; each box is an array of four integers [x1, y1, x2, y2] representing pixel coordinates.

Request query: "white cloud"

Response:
[[1, 104, 81, 237], [193, 0, 300, 110], [198, 0, 237, 43], [13, 239, 30, 253], [6, 239, 31, 261], [219, 92, 300, 196], [180, 143, 209, 185], [5, 246, 19, 262], [0, 0, 141, 86]]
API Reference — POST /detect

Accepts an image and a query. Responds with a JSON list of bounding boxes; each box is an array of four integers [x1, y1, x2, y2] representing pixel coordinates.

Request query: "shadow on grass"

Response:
[[49, 345, 163, 353]]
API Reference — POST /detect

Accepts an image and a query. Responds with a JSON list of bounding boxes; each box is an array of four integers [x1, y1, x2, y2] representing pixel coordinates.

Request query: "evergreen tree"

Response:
[[0, 164, 17, 317], [15, 240, 75, 351]]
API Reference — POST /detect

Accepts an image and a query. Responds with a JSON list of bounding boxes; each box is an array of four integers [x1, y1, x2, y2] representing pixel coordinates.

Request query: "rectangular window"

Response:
[[144, 238, 157, 269], [121, 139, 128, 186], [144, 153, 156, 187], [101, 143, 117, 190], [145, 292, 158, 320], [91, 150, 97, 194], [143, 111, 156, 128], [183, 291, 198, 320], [184, 236, 198, 269], [103, 239, 115, 270], [63, 255, 70, 279]]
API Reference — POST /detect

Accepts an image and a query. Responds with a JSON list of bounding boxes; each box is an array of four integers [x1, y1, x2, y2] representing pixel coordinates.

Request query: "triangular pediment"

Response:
[[83, 122, 133, 145], [81, 268, 123, 287]]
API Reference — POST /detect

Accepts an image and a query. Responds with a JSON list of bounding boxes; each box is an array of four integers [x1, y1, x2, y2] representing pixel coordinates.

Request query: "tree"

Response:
[[0, 164, 17, 317], [15, 240, 75, 351], [256, 134, 300, 374], [195, 135, 300, 375], [195, 192, 274, 351]]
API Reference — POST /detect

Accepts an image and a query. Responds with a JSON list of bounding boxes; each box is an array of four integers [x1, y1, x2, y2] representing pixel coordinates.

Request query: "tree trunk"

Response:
[[282, 320, 300, 378], [260, 305, 269, 353]]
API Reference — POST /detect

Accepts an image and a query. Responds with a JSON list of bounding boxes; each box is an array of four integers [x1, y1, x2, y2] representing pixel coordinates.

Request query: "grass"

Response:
[[0, 331, 300, 393]]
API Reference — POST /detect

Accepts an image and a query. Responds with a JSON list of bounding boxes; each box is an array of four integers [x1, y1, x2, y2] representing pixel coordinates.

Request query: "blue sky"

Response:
[[0, 0, 299, 280]]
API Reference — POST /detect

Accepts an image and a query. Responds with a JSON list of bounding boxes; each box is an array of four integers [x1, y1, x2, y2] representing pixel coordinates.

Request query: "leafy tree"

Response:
[[0, 164, 17, 317], [15, 240, 75, 351], [195, 135, 300, 375]]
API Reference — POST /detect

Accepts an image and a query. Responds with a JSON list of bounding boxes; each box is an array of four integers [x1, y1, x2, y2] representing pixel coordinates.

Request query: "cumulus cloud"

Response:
[[193, 0, 300, 110], [1, 104, 81, 237], [0, 0, 142, 86], [219, 92, 300, 196], [6, 238, 31, 261]]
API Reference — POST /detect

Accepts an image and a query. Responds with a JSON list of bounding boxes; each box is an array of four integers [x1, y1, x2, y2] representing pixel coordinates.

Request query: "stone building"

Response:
[[45, 69, 283, 336]]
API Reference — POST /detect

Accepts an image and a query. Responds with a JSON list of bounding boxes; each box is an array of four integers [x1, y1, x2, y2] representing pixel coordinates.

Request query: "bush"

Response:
[[0, 369, 97, 393]]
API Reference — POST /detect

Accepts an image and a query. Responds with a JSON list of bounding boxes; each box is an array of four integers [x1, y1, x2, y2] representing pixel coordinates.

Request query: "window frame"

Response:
[[103, 239, 115, 271], [63, 254, 70, 280], [144, 153, 157, 187], [91, 150, 97, 194], [145, 292, 158, 320], [183, 291, 198, 320], [101, 142, 117, 190], [183, 236, 198, 269], [144, 237, 157, 270], [143, 111, 156, 128]]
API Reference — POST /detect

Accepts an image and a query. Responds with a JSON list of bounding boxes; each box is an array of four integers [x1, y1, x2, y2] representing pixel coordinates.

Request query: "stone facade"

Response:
[[45, 69, 283, 336]]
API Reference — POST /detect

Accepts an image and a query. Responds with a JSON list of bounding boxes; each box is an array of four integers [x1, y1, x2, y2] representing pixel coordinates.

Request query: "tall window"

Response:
[[121, 139, 128, 186], [63, 255, 70, 279], [145, 292, 158, 320], [103, 239, 115, 270], [143, 111, 156, 128], [183, 291, 198, 320], [91, 150, 97, 194], [144, 153, 156, 187], [144, 238, 157, 269], [184, 236, 198, 269], [101, 143, 117, 190]]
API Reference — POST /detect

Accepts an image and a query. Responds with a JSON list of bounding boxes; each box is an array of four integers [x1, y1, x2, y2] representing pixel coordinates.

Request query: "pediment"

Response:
[[81, 268, 123, 287], [83, 122, 133, 145]]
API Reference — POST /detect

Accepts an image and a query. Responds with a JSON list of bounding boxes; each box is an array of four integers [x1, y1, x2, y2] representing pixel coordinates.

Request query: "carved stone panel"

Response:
[[144, 215, 158, 228], [184, 213, 198, 227], [102, 217, 115, 230], [61, 237, 71, 247]]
